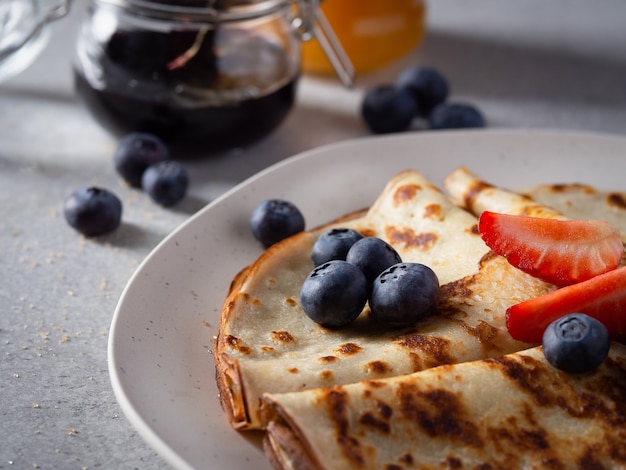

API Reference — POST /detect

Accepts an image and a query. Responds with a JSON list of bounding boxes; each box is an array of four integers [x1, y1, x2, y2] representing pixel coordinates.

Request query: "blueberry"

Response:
[[346, 237, 402, 285], [63, 187, 123, 237], [114, 132, 170, 187], [370, 263, 439, 326], [250, 199, 305, 247], [396, 66, 449, 116], [428, 103, 486, 130], [300, 260, 369, 328], [141, 161, 189, 206], [361, 85, 417, 134], [311, 228, 364, 266], [542, 313, 610, 373]]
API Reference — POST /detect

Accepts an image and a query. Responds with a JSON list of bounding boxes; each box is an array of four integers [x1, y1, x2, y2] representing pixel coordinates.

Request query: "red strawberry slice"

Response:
[[506, 266, 626, 343], [478, 211, 623, 286]]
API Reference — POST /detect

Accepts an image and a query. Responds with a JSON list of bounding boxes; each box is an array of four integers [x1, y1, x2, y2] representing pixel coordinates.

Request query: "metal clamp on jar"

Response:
[[73, 0, 353, 155]]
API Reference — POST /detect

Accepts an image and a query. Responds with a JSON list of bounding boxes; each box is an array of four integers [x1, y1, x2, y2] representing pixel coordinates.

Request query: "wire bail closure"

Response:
[[293, 0, 355, 88]]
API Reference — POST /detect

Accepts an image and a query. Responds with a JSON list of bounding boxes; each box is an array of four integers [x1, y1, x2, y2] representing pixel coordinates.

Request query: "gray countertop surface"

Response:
[[2, 0, 626, 468]]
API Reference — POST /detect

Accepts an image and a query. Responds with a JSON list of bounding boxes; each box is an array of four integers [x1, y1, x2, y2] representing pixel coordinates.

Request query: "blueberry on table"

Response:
[[141, 161, 189, 207], [250, 199, 305, 247], [63, 187, 122, 237], [370, 263, 439, 326], [542, 313, 610, 373], [396, 66, 449, 116], [300, 260, 369, 328], [361, 85, 417, 134], [311, 228, 364, 266], [346, 237, 402, 285], [428, 103, 486, 130], [114, 132, 170, 187]]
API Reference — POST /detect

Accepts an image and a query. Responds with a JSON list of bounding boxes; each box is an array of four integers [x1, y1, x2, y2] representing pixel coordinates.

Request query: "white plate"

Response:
[[108, 129, 626, 470]]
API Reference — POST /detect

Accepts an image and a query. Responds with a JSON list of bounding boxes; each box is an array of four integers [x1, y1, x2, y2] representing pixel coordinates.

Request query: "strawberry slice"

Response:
[[506, 266, 626, 343], [478, 211, 623, 286]]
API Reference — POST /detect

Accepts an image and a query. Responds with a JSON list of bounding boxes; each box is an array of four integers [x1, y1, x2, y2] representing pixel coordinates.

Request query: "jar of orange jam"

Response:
[[302, 0, 426, 75]]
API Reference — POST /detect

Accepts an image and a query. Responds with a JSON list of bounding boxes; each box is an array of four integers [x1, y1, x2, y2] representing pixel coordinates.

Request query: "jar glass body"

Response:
[[302, 0, 426, 74], [74, 0, 301, 155]]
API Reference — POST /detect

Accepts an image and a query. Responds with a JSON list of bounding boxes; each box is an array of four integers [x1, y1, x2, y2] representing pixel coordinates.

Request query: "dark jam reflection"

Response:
[[75, 28, 297, 155]]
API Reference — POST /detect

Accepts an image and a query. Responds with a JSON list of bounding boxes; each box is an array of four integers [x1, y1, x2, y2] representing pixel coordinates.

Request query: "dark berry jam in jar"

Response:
[[74, 0, 304, 155]]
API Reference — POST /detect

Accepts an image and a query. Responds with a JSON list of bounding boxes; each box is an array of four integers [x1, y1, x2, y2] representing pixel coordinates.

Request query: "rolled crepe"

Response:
[[261, 343, 626, 470]]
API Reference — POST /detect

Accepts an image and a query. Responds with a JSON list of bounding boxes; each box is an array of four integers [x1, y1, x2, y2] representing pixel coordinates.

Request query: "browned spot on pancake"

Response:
[[261, 346, 274, 352], [397, 383, 484, 447], [463, 179, 493, 212], [439, 277, 475, 302], [608, 193, 626, 210], [360, 228, 377, 238], [225, 335, 252, 354], [363, 380, 386, 390], [376, 399, 393, 420], [284, 297, 297, 307], [319, 355, 338, 363], [251, 298, 261, 306], [399, 454, 414, 465], [386, 226, 438, 251], [267, 279, 276, 285], [322, 388, 365, 467], [320, 370, 334, 381], [487, 354, 626, 429], [444, 457, 462, 468], [423, 203, 443, 220], [393, 184, 421, 207], [394, 334, 454, 369], [468, 223, 480, 235], [287, 367, 298, 373], [336, 342, 363, 355], [271, 330, 295, 343], [364, 360, 392, 375], [359, 410, 390, 434], [384, 464, 402, 470], [487, 412, 551, 455]]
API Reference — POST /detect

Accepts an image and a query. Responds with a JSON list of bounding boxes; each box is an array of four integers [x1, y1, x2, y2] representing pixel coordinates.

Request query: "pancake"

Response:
[[524, 183, 626, 243], [445, 167, 626, 237], [260, 343, 626, 470], [444, 167, 566, 219], [215, 170, 553, 430]]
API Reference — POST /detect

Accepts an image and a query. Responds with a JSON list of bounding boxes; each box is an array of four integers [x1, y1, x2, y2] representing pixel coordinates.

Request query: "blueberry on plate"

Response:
[[346, 236, 402, 285], [542, 313, 610, 373], [428, 102, 486, 130], [361, 85, 417, 134], [396, 66, 449, 116], [311, 228, 364, 266], [114, 132, 170, 187], [63, 187, 122, 237], [141, 160, 189, 206], [370, 263, 439, 326], [250, 199, 305, 248], [300, 260, 369, 328]]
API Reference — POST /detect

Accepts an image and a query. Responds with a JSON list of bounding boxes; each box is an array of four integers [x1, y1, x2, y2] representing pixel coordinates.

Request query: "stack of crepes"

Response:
[[215, 167, 626, 469]]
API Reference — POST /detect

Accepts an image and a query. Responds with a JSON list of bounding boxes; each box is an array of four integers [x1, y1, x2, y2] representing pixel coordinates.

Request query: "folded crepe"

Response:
[[445, 167, 626, 233], [524, 182, 626, 243], [260, 343, 626, 470], [444, 167, 566, 219], [215, 170, 554, 430]]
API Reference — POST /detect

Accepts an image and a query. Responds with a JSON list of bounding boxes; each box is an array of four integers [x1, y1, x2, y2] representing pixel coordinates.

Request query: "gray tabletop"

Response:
[[2, 0, 626, 469]]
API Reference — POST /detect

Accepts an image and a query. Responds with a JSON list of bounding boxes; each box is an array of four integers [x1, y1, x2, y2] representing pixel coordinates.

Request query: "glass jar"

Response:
[[74, 0, 323, 155], [302, 0, 426, 75]]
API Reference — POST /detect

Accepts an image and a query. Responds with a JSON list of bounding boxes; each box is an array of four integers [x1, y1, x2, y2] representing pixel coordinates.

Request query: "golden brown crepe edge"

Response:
[[214, 209, 369, 430]]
